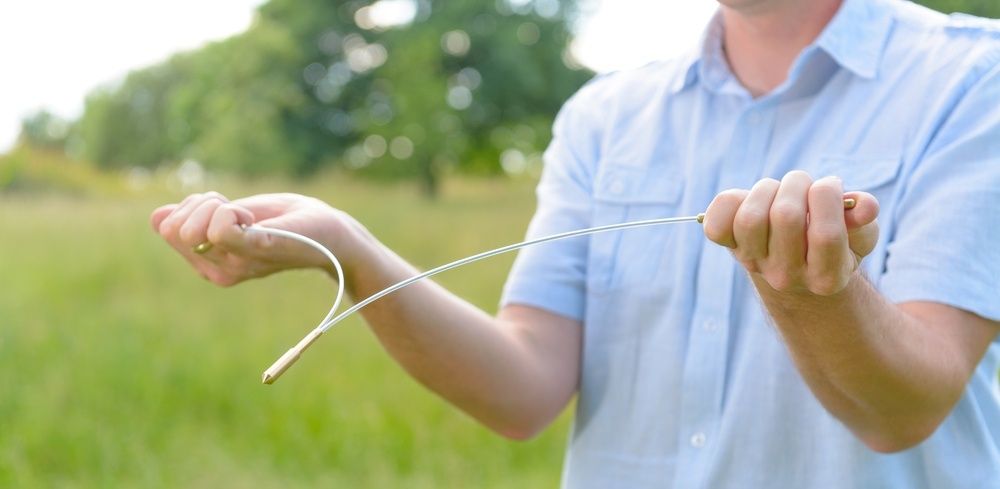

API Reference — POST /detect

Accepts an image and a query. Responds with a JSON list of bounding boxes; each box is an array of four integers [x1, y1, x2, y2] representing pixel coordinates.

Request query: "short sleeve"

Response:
[[499, 82, 605, 321], [880, 59, 1000, 321]]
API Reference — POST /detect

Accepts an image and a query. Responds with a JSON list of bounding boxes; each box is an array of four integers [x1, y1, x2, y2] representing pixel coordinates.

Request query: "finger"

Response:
[[843, 191, 879, 231], [159, 192, 228, 239], [150, 204, 178, 232], [768, 171, 812, 269], [805, 176, 848, 280], [703, 189, 750, 248], [844, 192, 880, 259], [230, 193, 299, 221], [207, 203, 257, 253], [157, 193, 200, 235], [178, 199, 226, 248], [733, 178, 780, 263]]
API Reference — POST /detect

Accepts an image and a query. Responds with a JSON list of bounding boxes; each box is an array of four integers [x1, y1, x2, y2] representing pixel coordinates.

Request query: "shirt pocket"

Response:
[[588, 162, 685, 293], [816, 154, 902, 192]]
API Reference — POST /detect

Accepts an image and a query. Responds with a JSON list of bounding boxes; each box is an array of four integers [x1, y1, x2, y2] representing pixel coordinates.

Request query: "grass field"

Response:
[[0, 175, 572, 488]]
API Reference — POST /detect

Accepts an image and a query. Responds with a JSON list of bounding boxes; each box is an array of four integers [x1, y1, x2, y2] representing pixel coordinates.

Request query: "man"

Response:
[[152, 0, 1000, 486]]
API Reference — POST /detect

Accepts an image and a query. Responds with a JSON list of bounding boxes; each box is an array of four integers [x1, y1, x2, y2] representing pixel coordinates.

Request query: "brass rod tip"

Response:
[[696, 213, 705, 224], [261, 347, 301, 385], [261, 329, 324, 385]]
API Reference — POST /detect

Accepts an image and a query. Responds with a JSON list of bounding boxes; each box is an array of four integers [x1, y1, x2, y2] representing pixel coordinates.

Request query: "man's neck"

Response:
[[720, 0, 842, 97]]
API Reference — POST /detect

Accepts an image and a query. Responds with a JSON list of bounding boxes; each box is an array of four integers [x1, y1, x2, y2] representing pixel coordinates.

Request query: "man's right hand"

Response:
[[150, 192, 369, 287], [150, 191, 580, 440]]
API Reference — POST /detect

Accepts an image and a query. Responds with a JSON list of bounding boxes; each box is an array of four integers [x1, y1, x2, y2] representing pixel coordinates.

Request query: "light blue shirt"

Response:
[[501, 0, 1000, 487]]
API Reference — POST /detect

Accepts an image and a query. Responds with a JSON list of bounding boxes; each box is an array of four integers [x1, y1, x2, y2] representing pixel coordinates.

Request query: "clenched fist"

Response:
[[702, 171, 880, 296]]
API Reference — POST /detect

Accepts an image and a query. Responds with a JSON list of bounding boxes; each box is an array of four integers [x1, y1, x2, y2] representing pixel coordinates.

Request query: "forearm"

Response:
[[320, 223, 575, 439], [754, 272, 968, 451]]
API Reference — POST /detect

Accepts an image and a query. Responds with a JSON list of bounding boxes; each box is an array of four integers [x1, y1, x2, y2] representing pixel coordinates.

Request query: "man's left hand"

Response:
[[702, 171, 880, 296]]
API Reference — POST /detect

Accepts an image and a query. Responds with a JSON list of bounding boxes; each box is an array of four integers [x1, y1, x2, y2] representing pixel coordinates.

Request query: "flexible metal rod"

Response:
[[242, 197, 856, 384]]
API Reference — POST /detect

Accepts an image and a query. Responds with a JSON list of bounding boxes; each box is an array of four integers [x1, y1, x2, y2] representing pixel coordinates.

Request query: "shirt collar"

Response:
[[814, 0, 894, 79], [664, 14, 717, 94], [673, 0, 894, 94]]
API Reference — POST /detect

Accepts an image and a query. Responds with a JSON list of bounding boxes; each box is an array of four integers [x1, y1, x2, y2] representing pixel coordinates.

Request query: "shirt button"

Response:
[[690, 432, 707, 448], [702, 319, 719, 332], [608, 179, 625, 195], [746, 112, 761, 124]]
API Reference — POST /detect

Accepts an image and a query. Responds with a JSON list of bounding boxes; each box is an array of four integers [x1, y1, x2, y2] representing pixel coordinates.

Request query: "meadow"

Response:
[[0, 173, 571, 488]]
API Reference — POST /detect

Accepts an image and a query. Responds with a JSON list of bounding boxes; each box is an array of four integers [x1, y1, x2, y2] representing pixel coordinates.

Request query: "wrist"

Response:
[[314, 209, 384, 293], [751, 269, 863, 308]]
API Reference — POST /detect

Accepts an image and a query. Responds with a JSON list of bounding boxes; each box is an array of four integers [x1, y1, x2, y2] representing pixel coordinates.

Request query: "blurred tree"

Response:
[[76, 61, 187, 169], [18, 110, 71, 150], [914, 0, 999, 17], [72, 0, 591, 196]]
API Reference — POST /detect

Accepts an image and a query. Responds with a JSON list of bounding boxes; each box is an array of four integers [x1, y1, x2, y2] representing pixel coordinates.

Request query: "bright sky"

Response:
[[0, 0, 717, 152]]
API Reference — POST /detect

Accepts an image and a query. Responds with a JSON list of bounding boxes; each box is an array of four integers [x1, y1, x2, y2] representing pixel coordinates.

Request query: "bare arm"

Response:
[[703, 172, 1000, 453], [754, 276, 997, 452], [342, 233, 581, 439], [151, 192, 581, 440]]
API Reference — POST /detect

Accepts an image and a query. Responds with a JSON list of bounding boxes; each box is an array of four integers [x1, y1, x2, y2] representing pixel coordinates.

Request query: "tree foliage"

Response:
[[18, 110, 71, 150], [915, 0, 999, 18], [71, 0, 591, 195]]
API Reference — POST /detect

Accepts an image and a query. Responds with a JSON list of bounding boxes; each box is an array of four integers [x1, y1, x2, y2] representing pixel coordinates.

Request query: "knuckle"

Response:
[[734, 208, 766, 232], [809, 226, 845, 248], [179, 223, 203, 246], [703, 220, 726, 243], [784, 170, 813, 182], [216, 202, 237, 212], [764, 269, 795, 292], [210, 203, 235, 221], [754, 177, 781, 190], [809, 178, 839, 194], [204, 191, 226, 202], [158, 218, 180, 239], [717, 188, 747, 204], [770, 202, 804, 228]]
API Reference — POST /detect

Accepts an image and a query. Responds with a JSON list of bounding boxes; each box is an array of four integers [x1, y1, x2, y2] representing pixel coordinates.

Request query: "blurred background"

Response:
[[0, 0, 995, 487]]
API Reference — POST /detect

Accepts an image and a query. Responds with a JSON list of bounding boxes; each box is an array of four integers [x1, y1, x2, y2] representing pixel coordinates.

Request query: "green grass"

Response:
[[0, 176, 570, 488]]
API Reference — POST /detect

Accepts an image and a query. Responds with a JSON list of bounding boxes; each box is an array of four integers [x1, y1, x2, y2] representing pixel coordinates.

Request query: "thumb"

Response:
[[844, 192, 879, 230], [205, 203, 258, 252], [844, 192, 880, 258]]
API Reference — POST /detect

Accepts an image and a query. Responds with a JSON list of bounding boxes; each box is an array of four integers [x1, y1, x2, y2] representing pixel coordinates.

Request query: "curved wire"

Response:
[[245, 226, 346, 334]]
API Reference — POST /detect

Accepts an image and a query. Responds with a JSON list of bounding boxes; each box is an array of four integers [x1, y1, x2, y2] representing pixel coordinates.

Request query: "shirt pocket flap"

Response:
[[594, 163, 684, 205], [818, 155, 902, 191]]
